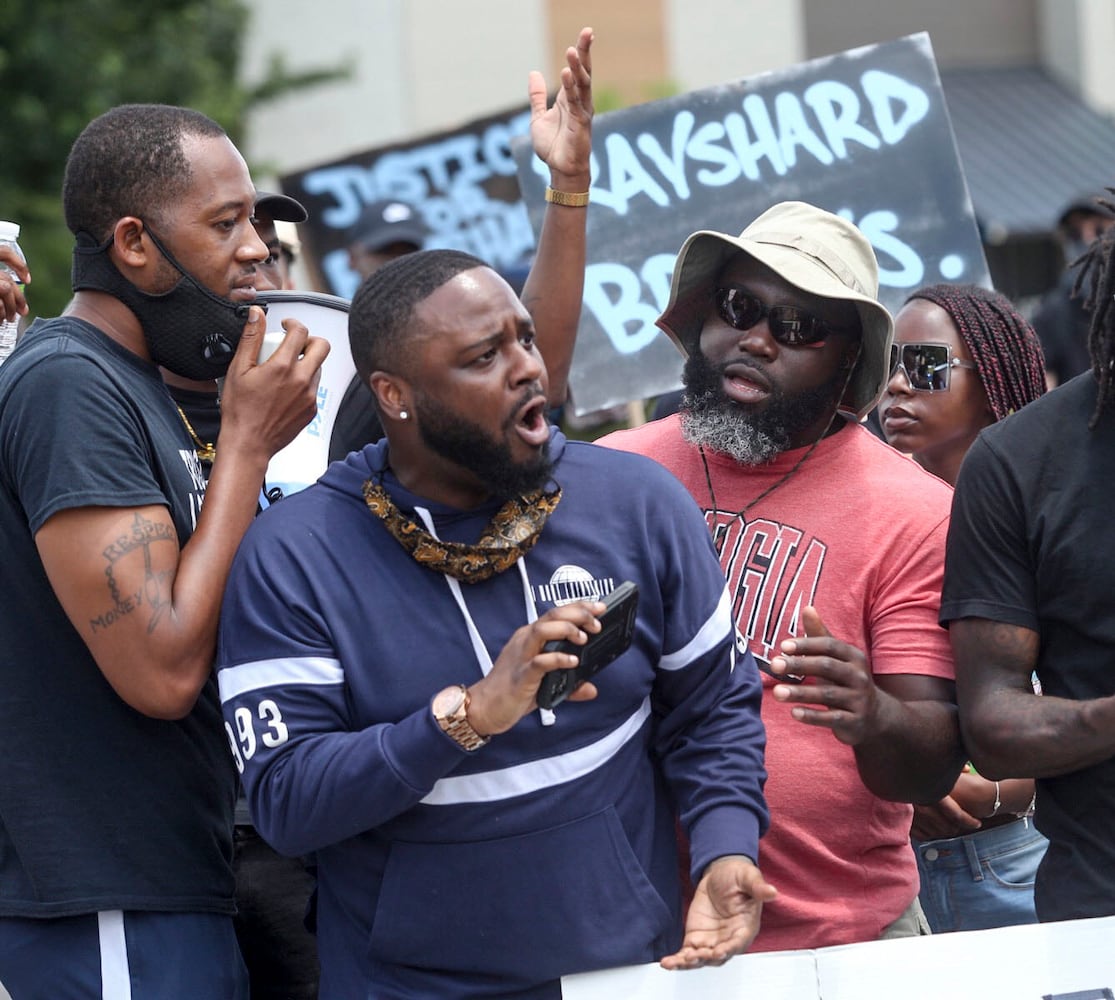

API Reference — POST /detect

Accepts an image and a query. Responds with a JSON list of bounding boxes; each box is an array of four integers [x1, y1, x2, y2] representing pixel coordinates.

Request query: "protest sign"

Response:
[[561, 914, 1115, 1000], [280, 105, 535, 300], [515, 32, 989, 415]]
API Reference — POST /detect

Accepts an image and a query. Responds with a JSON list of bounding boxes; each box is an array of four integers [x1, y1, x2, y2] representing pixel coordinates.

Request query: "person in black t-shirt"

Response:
[[0, 104, 328, 997], [941, 212, 1115, 924]]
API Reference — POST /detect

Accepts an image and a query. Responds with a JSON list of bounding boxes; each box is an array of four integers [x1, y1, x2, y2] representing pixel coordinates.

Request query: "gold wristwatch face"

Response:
[[433, 685, 467, 721], [432, 685, 488, 751]]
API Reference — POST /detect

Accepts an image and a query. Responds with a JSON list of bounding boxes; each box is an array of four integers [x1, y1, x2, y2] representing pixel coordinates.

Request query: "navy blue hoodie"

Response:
[[217, 429, 768, 998]]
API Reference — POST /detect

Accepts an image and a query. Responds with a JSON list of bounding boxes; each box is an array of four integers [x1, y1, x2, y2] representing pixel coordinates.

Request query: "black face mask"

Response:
[[71, 226, 265, 380]]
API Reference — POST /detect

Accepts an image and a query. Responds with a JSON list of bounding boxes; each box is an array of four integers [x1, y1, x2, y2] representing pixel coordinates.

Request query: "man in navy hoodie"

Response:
[[216, 247, 773, 998]]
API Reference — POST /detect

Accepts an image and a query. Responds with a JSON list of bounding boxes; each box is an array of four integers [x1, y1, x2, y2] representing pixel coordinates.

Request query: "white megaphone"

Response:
[[256, 289, 355, 501]]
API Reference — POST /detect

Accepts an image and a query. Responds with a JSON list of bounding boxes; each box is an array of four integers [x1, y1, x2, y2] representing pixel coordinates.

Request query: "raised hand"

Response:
[[527, 26, 594, 183]]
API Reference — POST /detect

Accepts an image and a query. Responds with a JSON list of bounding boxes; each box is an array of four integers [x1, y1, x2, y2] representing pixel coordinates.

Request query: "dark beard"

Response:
[[415, 389, 553, 500], [679, 350, 845, 465]]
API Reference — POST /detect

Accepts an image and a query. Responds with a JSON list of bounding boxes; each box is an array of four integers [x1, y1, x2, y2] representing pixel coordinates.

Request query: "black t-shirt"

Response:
[[0, 317, 237, 917], [941, 372, 1115, 921], [166, 381, 220, 482]]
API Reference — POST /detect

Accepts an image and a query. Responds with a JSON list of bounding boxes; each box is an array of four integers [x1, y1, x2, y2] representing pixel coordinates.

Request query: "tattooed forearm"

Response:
[[91, 512, 175, 633]]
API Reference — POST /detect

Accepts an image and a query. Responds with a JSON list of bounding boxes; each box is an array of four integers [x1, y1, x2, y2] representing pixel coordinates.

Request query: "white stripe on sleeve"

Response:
[[658, 586, 732, 672], [218, 656, 344, 702]]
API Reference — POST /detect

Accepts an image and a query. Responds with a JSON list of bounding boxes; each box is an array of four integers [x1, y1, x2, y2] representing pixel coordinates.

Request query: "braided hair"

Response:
[[1071, 193, 1115, 427], [903, 283, 1046, 421]]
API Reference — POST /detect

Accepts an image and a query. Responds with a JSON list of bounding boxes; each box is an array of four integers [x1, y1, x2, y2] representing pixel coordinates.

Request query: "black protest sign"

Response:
[[279, 104, 534, 300], [515, 32, 989, 415]]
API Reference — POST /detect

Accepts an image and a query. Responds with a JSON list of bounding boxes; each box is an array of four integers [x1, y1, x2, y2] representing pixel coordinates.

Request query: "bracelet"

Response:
[[988, 780, 1002, 817], [544, 186, 590, 208]]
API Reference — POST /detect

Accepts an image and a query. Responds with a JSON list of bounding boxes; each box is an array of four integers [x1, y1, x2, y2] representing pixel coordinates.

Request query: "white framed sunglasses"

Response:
[[889, 342, 978, 392]]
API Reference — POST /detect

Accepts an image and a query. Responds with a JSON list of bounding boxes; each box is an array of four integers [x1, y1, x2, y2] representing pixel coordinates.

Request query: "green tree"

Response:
[[0, 0, 346, 318]]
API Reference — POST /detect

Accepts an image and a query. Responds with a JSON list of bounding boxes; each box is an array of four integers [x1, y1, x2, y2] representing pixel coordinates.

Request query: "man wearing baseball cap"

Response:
[[1030, 191, 1115, 386], [327, 198, 432, 462], [601, 201, 965, 952], [346, 198, 430, 281], [255, 190, 309, 290]]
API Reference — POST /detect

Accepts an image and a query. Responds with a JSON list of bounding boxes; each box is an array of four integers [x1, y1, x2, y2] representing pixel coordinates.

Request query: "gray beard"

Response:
[[678, 346, 849, 467], [680, 400, 790, 466]]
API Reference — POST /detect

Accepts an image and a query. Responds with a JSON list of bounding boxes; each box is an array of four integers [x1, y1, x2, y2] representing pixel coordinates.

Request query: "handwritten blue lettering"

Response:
[[301, 110, 533, 289], [856, 209, 925, 287], [862, 70, 929, 144], [583, 260, 665, 354], [804, 80, 881, 157], [582, 71, 930, 216]]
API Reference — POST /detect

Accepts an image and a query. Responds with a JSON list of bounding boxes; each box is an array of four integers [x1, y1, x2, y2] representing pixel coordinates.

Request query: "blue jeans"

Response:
[[914, 816, 1048, 933]]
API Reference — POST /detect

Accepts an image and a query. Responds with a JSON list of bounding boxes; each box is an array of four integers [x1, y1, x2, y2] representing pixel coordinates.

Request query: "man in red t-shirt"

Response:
[[601, 201, 965, 952]]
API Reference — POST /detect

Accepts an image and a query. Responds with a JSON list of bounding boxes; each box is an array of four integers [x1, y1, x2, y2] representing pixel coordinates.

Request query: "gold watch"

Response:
[[432, 684, 490, 752]]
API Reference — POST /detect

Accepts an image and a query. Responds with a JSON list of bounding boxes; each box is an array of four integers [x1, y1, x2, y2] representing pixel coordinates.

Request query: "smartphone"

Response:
[[536, 581, 639, 710]]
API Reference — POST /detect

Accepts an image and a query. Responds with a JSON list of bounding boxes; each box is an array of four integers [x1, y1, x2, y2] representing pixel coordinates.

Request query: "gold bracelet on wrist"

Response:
[[544, 186, 590, 208]]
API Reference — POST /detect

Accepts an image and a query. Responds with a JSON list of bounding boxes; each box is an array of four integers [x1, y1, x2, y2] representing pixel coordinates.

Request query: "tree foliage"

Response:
[[0, 0, 346, 317]]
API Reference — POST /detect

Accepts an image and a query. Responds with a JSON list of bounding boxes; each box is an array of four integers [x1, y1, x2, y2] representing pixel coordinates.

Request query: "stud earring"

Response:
[[399, 409, 408, 420]]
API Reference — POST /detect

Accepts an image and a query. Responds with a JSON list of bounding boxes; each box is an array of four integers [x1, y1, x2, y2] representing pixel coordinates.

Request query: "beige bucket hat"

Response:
[[656, 201, 895, 418]]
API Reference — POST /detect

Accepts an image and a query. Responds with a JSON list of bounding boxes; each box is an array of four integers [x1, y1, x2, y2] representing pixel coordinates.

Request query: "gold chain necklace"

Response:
[[362, 479, 562, 583], [175, 404, 217, 463]]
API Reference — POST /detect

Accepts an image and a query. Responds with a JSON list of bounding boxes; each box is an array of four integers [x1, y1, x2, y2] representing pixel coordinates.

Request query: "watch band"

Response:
[[544, 186, 590, 208]]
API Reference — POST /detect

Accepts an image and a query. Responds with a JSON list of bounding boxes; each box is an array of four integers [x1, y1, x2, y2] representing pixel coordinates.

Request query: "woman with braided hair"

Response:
[[879, 283, 1047, 486], [877, 282, 1048, 934]]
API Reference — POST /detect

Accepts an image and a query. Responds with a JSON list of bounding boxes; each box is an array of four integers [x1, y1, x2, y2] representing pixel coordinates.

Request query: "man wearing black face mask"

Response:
[[0, 104, 328, 997], [163, 189, 311, 484]]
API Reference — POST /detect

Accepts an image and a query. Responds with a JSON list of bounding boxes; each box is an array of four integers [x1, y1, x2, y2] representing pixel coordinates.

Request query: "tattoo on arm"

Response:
[[90, 513, 175, 634]]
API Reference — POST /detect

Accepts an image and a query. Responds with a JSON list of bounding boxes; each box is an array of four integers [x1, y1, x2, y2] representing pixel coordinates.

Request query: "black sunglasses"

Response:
[[713, 287, 850, 347], [889, 342, 978, 392]]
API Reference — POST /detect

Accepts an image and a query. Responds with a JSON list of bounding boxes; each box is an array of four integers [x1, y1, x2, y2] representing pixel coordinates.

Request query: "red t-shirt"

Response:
[[601, 416, 955, 952]]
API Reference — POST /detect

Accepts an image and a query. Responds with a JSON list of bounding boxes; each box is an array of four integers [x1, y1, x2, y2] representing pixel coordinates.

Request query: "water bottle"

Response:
[[0, 220, 26, 364]]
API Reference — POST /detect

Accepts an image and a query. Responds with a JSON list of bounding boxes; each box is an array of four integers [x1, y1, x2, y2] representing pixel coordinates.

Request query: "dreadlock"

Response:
[[1071, 191, 1115, 428], [904, 283, 1046, 421]]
